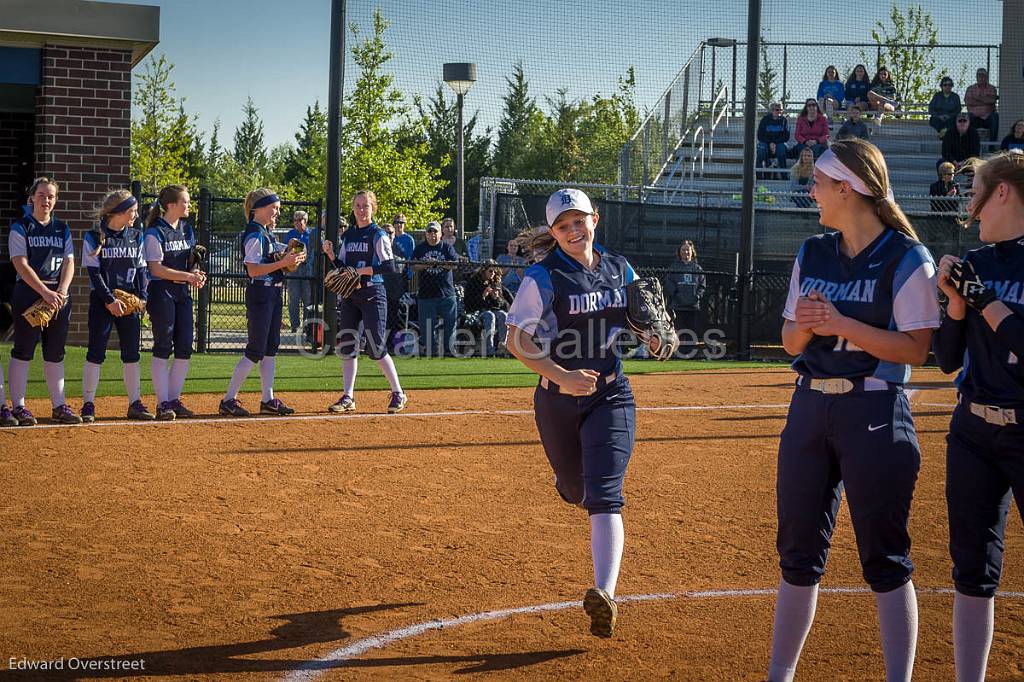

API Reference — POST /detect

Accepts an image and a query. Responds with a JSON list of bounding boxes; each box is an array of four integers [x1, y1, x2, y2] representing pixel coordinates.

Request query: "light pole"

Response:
[[443, 62, 476, 240]]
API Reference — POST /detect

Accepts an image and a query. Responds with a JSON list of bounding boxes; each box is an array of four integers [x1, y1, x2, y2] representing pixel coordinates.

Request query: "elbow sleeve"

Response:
[[932, 315, 967, 373]]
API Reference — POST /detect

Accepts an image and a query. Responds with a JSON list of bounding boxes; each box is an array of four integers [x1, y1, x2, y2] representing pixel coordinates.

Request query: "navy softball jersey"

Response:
[[242, 220, 285, 363], [507, 244, 638, 515], [82, 225, 147, 364], [333, 223, 396, 359], [8, 212, 74, 362], [144, 218, 197, 360], [777, 228, 940, 592], [934, 237, 1024, 598]]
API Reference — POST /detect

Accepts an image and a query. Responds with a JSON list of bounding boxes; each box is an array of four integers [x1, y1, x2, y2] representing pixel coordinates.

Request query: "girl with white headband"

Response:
[[767, 138, 940, 682]]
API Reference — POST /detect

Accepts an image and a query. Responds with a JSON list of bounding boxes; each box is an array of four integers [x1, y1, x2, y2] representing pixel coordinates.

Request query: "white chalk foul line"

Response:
[[0, 402, 794, 432], [279, 586, 1024, 680]]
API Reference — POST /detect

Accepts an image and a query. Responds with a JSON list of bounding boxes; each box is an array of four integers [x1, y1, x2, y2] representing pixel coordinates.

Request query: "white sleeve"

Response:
[[507, 275, 547, 335], [892, 246, 941, 331], [144, 233, 164, 262], [82, 232, 100, 268], [63, 226, 74, 257], [8, 224, 27, 258], [375, 231, 394, 262], [243, 232, 265, 265], [782, 255, 802, 321]]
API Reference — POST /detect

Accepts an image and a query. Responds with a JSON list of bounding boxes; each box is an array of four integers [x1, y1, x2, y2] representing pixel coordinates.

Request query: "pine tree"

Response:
[[492, 62, 547, 179], [233, 97, 268, 173], [130, 55, 197, 192], [284, 101, 328, 201]]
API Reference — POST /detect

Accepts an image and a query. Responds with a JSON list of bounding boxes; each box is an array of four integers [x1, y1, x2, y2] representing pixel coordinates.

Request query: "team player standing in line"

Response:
[[933, 150, 1024, 682], [506, 188, 651, 639], [7, 177, 80, 425], [81, 189, 154, 421], [767, 139, 940, 682], [321, 190, 407, 414], [219, 188, 305, 417], [143, 185, 206, 421]]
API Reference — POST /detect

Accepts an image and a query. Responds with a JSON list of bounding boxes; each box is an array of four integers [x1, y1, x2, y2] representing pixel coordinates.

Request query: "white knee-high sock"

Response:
[[259, 357, 276, 402], [82, 361, 102, 403], [123, 362, 141, 403], [0, 361, 7, 405], [590, 513, 624, 598], [954, 591, 994, 682], [8, 358, 30, 407], [225, 357, 255, 401], [375, 354, 402, 393], [343, 357, 358, 397], [151, 357, 169, 404], [43, 361, 65, 408], [875, 581, 918, 682], [169, 358, 189, 401], [767, 581, 819, 682]]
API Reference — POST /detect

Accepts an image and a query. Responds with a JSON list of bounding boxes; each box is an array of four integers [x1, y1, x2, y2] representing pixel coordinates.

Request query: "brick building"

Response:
[[0, 0, 158, 342]]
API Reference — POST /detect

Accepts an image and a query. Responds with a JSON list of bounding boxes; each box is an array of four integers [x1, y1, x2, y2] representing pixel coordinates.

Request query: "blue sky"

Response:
[[113, 0, 1001, 149]]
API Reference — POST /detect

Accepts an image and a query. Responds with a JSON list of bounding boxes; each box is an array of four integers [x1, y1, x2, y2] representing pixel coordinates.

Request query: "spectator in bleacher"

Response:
[[817, 65, 845, 119], [845, 64, 872, 108], [942, 113, 981, 165], [836, 103, 870, 141], [441, 217, 468, 260], [964, 67, 999, 141], [1000, 119, 1024, 152], [789, 146, 816, 208], [928, 77, 962, 138], [664, 240, 705, 351], [463, 260, 512, 357], [756, 102, 790, 172], [867, 67, 900, 125], [496, 237, 526, 295], [929, 161, 960, 213], [793, 98, 829, 159]]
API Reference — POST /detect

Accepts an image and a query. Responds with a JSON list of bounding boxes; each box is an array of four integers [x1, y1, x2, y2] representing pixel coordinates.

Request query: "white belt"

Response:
[[969, 402, 1019, 427], [250, 280, 284, 288], [798, 376, 892, 394], [540, 373, 618, 395]]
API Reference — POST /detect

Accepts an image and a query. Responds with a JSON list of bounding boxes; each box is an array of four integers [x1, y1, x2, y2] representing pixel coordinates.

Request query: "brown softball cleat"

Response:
[[583, 587, 617, 638]]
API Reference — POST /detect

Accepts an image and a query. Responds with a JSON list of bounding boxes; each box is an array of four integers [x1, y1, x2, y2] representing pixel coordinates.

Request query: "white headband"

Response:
[[816, 149, 895, 203]]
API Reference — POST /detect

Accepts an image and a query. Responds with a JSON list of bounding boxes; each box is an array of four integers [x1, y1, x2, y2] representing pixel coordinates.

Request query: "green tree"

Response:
[[576, 68, 640, 183], [866, 3, 940, 106], [283, 101, 328, 202], [130, 55, 197, 193], [340, 9, 445, 226], [492, 62, 551, 180], [415, 83, 492, 227], [757, 39, 790, 110], [233, 96, 268, 176]]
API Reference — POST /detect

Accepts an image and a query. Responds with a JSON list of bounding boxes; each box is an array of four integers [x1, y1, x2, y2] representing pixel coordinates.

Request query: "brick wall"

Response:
[[0, 111, 35, 263], [35, 44, 132, 343]]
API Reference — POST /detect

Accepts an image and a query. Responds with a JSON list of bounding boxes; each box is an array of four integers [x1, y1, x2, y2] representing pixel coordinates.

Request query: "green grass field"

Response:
[[0, 343, 783, 399]]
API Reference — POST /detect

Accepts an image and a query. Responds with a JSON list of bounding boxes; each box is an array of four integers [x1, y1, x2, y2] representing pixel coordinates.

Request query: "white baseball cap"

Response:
[[545, 188, 595, 227]]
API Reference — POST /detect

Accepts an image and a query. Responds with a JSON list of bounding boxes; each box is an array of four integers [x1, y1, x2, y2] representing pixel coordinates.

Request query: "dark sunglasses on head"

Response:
[[394, 221, 406, 225]]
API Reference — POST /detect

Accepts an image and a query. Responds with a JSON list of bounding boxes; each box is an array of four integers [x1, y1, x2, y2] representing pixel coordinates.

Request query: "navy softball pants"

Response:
[[86, 290, 142, 364], [244, 283, 283, 363], [336, 285, 388, 360], [534, 375, 636, 515], [10, 280, 71, 362], [147, 281, 194, 360], [776, 386, 921, 592], [946, 400, 1024, 598]]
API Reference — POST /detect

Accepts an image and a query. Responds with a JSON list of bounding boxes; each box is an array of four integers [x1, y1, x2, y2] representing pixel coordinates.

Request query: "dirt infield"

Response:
[[1, 367, 1022, 681]]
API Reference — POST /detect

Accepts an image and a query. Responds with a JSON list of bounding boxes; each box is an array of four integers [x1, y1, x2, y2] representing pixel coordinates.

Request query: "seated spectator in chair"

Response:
[[793, 99, 829, 158], [845, 64, 872, 109], [942, 113, 981, 165], [1001, 119, 1024, 152], [495, 236, 526, 295], [867, 67, 900, 125], [463, 260, 512, 357], [928, 77, 961, 137], [835, 103, 870, 140], [816, 65, 845, 118], [964, 67, 999, 141], [756, 102, 790, 172], [789, 146, 816, 208], [929, 162, 960, 213]]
